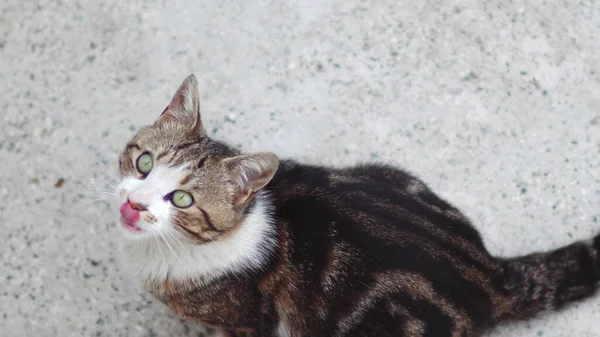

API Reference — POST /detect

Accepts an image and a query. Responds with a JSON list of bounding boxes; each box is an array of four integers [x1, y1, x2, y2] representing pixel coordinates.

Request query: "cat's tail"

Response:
[[498, 235, 600, 320]]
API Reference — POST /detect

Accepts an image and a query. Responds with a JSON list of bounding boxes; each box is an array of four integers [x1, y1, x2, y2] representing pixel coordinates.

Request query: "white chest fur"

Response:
[[120, 192, 276, 285]]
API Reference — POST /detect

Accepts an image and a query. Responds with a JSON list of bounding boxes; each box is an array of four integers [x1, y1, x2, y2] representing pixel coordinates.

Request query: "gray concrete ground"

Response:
[[2, 0, 600, 336]]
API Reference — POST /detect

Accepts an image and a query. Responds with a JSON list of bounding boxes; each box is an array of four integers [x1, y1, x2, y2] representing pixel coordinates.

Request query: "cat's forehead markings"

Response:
[[155, 152, 169, 161], [180, 173, 193, 186], [197, 157, 207, 169], [165, 141, 201, 163], [126, 143, 141, 151]]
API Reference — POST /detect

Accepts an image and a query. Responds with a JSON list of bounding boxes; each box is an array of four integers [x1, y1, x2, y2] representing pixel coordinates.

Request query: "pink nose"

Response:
[[120, 202, 140, 225]]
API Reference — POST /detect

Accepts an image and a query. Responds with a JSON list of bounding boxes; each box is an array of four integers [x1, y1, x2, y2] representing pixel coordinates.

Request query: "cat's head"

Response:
[[116, 75, 279, 244]]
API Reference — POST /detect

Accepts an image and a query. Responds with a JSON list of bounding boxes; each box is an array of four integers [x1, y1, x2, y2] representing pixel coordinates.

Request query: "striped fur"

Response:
[[117, 75, 600, 337]]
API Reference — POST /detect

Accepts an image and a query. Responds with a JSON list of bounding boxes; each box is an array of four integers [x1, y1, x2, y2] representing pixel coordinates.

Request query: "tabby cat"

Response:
[[116, 75, 600, 337]]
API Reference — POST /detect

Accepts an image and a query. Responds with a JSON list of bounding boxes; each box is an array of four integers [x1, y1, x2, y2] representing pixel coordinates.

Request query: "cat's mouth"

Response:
[[119, 203, 143, 232]]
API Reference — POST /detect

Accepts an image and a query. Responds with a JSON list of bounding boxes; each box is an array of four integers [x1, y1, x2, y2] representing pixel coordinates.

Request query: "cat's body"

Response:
[[116, 75, 600, 337]]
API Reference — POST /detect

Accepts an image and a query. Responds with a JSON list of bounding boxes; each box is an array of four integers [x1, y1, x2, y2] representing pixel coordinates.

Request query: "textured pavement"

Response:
[[1, 0, 600, 336]]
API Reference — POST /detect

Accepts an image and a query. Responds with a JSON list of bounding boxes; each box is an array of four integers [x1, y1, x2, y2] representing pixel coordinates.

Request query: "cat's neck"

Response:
[[121, 190, 276, 286]]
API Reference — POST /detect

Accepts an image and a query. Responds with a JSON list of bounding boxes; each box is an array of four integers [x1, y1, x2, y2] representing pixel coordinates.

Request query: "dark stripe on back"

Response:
[[391, 293, 454, 337], [348, 196, 496, 274], [278, 175, 496, 276], [341, 288, 454, 337], [275, 194, 494, 327], [342, 297, 406, 336], [339, 205, 493, 326], [269, 161, 496, 327], [334, 181, 486, 249]]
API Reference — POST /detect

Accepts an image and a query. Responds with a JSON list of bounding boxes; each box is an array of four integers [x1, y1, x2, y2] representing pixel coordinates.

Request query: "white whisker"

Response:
[[82, 196, 115, 206], [159, 231, 180, 263]]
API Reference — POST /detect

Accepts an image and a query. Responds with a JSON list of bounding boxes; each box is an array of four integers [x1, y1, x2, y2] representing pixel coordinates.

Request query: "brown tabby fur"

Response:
[[117, 75, 600, 337]]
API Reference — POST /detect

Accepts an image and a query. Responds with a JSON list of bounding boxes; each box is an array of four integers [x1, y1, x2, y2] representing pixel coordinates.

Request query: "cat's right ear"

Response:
[[155, 74, 205, 136]]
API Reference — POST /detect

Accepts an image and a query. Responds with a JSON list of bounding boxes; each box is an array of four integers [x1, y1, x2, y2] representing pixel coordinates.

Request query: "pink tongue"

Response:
[[120, 203, 140, 224]]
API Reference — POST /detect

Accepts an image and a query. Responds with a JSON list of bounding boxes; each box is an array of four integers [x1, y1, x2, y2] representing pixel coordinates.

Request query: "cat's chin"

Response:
[[117, 217, 147, 240]]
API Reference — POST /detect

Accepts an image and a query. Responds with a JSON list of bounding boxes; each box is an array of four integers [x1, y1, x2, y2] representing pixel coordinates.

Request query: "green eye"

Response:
[[136, 153, 153, 175], [171, 190, 193, 208]]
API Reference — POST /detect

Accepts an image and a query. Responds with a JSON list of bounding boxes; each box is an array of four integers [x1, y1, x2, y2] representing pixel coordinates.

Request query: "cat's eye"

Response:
[[136, 153, 153, 175], [171, 190, 193, 208]]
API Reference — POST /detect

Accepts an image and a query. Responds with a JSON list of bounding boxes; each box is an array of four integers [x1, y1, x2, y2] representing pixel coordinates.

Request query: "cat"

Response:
[[116, 74, 600, 337]]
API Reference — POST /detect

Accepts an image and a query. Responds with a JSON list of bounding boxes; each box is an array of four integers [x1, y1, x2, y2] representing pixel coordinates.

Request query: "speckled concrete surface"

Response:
[[1, 0, 600, 336]]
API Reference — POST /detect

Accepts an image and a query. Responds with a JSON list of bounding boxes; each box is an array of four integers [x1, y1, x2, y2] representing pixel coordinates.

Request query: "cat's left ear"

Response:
[[156, 74, 205, 136], [223, 152, 279, 205]]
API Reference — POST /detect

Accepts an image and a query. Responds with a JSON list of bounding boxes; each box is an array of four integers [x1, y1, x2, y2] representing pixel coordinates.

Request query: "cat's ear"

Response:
[[156, 74, 205, 135], [223, 152, 279, 205]]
